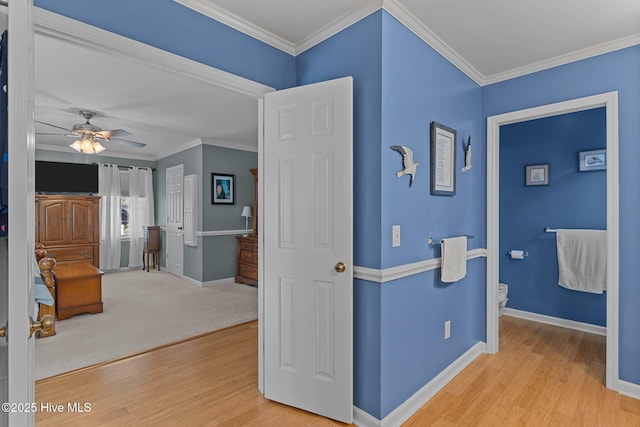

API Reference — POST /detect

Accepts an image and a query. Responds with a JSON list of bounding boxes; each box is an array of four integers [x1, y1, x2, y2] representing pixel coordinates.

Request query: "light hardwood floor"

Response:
[[36, 317, 640, 426]]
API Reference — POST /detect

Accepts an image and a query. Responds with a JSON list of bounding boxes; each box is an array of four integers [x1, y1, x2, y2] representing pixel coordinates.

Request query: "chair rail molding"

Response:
[[353, 248, 487, 283]]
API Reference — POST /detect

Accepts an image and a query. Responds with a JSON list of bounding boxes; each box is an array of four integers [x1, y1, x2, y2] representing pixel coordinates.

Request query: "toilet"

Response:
[[498, 283, 508, 314]]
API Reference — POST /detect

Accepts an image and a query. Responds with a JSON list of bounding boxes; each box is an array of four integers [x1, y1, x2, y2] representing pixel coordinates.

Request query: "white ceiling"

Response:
[[35, 32, 263, 160], [34, 1, 640, 159]]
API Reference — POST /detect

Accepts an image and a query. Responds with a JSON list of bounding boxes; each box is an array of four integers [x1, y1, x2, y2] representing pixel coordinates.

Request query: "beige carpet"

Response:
[[35, 269, 258, 380]]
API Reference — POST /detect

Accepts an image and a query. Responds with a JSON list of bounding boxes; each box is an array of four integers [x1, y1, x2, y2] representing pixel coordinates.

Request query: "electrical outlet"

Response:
[[392, 225, 401, 247], [444, 320, 451, 339]]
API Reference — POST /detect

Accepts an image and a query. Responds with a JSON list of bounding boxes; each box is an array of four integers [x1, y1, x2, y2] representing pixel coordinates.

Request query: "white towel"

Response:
[[556, 229, 606, 294], [441, 236, 467, 283]]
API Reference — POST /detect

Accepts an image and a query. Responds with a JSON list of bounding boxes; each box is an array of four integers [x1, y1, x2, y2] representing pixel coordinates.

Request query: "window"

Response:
[[119, 169, 130, 238], [120, 196, 130, 237]]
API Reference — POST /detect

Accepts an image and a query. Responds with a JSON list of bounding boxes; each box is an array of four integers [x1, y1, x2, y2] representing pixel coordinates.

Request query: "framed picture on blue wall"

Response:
[[212, 173, 235, 204], [579, 149, 606, 171], [525, 163, 549, 186], [430, 121, 456, 196]]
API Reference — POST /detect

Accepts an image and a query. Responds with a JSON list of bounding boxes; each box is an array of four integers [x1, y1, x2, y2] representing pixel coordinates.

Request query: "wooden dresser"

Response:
[[35, 194, 100, 267], [236, 168, 258, 286], [236, 235, 258, 285]]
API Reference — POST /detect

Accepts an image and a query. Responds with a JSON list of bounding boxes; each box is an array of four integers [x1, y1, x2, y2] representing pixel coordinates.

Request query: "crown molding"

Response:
[[156, 138, 203, 160], [34, 7, 274, 98], [175, 0, 382, 57], [382, 0, 485, 85], [174, 0, 296, 55], [201, 138, 258, 153], [482, 33, 640, 86], [294, 1, 382, 55]]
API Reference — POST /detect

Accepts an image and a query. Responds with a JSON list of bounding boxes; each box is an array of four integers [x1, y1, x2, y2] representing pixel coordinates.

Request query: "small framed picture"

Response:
[[212, 173, 235, 204], [430, 121, 456, 196], [579, 149, 606, 171], [525, 163, 549, 186]]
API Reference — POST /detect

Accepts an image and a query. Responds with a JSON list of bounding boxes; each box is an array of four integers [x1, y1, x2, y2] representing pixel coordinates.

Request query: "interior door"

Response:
[[166, 164, 184, 277], [4, 1, 36, 426], [263, 77, 353, 423]]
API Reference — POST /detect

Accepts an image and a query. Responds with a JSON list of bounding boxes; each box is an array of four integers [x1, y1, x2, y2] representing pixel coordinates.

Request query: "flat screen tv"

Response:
[[35, 161, 99, 194]]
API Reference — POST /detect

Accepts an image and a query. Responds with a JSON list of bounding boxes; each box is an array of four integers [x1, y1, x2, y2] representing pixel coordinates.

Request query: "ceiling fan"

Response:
[[36, 110, 146, 153]]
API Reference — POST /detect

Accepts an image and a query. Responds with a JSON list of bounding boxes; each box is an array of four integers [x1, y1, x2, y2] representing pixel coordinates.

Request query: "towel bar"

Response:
[[545, 228, 558, 233], [428, 235, 474, 246]]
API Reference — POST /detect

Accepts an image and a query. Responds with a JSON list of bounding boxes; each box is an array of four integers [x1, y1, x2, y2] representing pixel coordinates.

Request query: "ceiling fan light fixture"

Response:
[[92, 141, 106, 154], [69, 135, 106, 154], [69, 139, 82, 152]]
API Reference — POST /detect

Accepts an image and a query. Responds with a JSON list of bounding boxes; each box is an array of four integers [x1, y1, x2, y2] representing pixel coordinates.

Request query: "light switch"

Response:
[[392, 225, 401, 247]]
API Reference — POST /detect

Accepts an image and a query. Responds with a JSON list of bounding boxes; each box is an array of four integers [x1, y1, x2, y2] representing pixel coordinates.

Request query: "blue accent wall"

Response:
[[297, 11, 485, 419], [35, 0, 295, 90], [378, 13, 484, 418], [296, 10, 383, 270], [483, 45, 640, 384], [499, 108, 606, 326], [296, 10, 385, 417]]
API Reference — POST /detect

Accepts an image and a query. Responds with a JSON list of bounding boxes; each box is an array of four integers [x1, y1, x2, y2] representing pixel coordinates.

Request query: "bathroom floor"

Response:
[[404, 316, 640, 426]]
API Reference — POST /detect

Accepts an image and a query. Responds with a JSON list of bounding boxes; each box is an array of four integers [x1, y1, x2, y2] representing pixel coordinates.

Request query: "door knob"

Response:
[[0, 323, 5, 340], [334, 262, 347, 273], [29, 315, 55, 338]]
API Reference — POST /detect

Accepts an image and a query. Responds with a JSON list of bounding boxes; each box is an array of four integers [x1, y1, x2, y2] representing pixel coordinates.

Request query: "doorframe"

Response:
[[7, 0, 36, 424], [486, 91, 619, 390], [29, 0, 274, 394]]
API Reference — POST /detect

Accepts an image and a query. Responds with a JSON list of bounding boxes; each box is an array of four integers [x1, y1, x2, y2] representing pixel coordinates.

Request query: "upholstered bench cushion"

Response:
[[34, 277, 54, 306]]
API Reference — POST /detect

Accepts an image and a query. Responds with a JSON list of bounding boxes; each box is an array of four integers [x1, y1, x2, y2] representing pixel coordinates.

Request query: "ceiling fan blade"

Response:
[[35, 132, 66, 136], [97, 129, 132, 139], [35, 120, 73, 132], [109, 137, 146, 148]]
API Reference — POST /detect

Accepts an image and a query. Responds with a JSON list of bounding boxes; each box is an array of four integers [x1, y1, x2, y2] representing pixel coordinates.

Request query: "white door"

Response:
[[4, 1, 37, 426], [263, 77, 353, 423], [166, 164, 184, 277]]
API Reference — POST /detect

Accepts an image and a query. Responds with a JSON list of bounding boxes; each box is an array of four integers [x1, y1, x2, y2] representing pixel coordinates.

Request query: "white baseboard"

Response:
[[502, 307, 606, 336], [353, 406, 381, 427], [200, 277, 236, 287], [353, 341, 486, 427], [181, 275, 236, 287], [619, 380, 640, 400]]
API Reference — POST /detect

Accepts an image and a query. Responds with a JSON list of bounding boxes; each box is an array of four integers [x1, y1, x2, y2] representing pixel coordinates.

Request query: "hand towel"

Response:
[[556, 229, 606, 293], [441, 236, 467, 283]]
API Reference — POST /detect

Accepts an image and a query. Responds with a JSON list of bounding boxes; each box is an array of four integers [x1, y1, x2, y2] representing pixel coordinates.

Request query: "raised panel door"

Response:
[[67, 199, 94, 244], [37, 199, 67, 246]]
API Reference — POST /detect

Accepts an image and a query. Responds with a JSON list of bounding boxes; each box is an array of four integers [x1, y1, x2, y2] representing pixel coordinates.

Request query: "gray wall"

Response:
[[201, 145, 257, 281]]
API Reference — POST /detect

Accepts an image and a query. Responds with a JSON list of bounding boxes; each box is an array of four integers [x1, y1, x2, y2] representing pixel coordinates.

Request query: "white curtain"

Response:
[[128, 167, 155, 268], [98, 163, 121, 270]]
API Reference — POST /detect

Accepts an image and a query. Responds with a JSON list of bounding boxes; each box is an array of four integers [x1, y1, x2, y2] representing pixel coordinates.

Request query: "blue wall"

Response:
[[298, 11, 485, 419], [35, 0, 295, 90], [483, 45, 640, 384], [499, 108, 606, 326], [296, 10, 385, 417], [379, 13, 484, 418]]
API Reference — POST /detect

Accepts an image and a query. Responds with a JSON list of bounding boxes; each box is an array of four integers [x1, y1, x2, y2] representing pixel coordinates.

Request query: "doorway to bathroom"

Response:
[[485, 91, 619, 391]]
